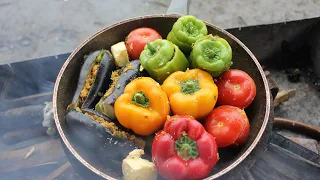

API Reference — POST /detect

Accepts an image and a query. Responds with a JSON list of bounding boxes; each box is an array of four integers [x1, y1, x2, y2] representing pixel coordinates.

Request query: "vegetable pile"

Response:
[[65, 15, 257, 180]]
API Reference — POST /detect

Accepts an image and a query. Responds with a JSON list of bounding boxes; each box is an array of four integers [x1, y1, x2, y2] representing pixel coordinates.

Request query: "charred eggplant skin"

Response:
[[65, 110, 142, 163], [81, 108, 114, 123], [70, 51, 100, 106], [81, 108, 123, 130], [95, 59, 144, 119], [82, 50, 116, 109], [67, 50, 116, 111]]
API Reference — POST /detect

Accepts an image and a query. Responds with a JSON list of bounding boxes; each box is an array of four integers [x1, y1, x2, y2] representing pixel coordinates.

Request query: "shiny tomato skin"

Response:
[[233, 115, 250, 146], [125, 27, 162, 60], [204, 105, 250, 147], [216, 69, 256, 109]]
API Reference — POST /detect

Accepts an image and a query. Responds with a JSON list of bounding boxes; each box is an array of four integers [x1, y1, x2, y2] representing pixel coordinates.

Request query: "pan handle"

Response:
[[166, 0, 190, 15]]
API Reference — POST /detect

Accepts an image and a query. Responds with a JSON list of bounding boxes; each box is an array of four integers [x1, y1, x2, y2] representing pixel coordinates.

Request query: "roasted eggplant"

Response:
[[67, 50, 116, 111], [65, 109, 146, 164], [95, 60, 144, 119]]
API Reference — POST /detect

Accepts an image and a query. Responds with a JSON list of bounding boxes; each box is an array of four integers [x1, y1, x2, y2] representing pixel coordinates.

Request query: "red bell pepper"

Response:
[[152, 115, 219, 180]]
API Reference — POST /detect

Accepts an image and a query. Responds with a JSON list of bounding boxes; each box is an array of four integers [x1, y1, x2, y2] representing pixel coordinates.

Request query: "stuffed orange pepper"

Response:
[[162, 69, 218, 120], [114, 77, 170, 136]]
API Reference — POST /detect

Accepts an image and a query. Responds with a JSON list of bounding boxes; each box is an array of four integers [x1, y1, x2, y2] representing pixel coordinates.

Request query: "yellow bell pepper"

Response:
[[162, 69, 218, 120], [114, 77, 170, 136]]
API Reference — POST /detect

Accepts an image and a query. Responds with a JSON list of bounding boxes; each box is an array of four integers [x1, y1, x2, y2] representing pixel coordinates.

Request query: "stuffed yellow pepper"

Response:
[[162, 69, 218, 120], [114, 77, 170, 136]]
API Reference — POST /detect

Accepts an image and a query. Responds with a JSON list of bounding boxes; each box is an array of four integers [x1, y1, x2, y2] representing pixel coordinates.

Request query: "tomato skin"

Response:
[[125, 27, 162, 60], [204, 105, 250, 147], [233, 115, 250, 146], [216, 69, 256, 109]]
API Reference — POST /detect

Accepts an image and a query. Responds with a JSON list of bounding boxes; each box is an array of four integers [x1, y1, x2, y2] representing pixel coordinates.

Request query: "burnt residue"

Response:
[[285, 68, 301, 83], [280, 64, 320, 91], [275, 40, 313, 69], [265, 37, 320, 89], [306, 68, 320, 91]]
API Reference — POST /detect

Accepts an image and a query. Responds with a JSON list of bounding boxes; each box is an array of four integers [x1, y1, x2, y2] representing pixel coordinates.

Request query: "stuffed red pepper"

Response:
[[152, 115, 219, 180]]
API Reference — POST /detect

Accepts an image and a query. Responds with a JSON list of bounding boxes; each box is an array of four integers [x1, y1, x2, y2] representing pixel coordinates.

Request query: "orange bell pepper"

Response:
[[114, 77, 170, 136], [162, 69, 218, 120]]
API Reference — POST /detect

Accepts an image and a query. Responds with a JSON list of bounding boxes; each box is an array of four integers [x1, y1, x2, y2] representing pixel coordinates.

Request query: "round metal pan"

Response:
[[53, 0, 277, 179]]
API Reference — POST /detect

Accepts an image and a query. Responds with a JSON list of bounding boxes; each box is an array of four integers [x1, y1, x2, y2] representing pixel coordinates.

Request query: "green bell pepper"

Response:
[[167, 15, 208, 54], [140, 39, 189, 82], [190, 34, 233, 77]]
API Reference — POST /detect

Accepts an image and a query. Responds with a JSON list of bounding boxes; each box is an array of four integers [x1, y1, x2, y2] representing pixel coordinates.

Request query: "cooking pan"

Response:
[[53, 0, 278, 179]]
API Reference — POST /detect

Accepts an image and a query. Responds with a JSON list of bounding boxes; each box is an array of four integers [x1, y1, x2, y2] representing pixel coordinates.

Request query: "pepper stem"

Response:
[[147, 42, 157, 54], [131, 91, 150, 108], [175, 136, 198, 161], [95, 49, 105, 63], [180, 79, 200, 95]]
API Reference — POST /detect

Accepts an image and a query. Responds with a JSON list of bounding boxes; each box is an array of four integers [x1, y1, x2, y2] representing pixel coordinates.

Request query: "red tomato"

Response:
[[234, 117, 250, 146], [125, 27, 162, 60], [204, 105, 250, 147], [216, 69, 256, 109]]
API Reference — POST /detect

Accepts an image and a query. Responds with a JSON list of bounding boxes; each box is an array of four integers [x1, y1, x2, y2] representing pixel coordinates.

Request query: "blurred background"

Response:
[[1, 0, 320, 64]]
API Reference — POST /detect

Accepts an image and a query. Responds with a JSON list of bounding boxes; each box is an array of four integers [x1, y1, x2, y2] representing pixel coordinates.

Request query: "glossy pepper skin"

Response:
[[190, 34, 233, 78], [152, 115, 219, 180], [114, 77, 170, 136], [167, 15, 208, 54], [162, 69, 218, 119], [140, 39, 189, 82]]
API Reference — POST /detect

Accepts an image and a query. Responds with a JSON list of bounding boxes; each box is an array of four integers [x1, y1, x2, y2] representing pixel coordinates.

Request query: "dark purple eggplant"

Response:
[[71, 51, 99, 103], [67, 50, 116, 111], [95, 60, 146, 119], [65, 109, 145, 161]]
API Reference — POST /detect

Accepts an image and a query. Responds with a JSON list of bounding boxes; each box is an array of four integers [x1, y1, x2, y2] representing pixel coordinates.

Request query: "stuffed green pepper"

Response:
[[140, 39, 189, 82], [167, 15, 208, 54], [190, 34, 233, 77]]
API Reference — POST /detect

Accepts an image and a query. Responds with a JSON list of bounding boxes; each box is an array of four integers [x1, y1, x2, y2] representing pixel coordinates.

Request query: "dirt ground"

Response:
[[0, 0, 319, 64]]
